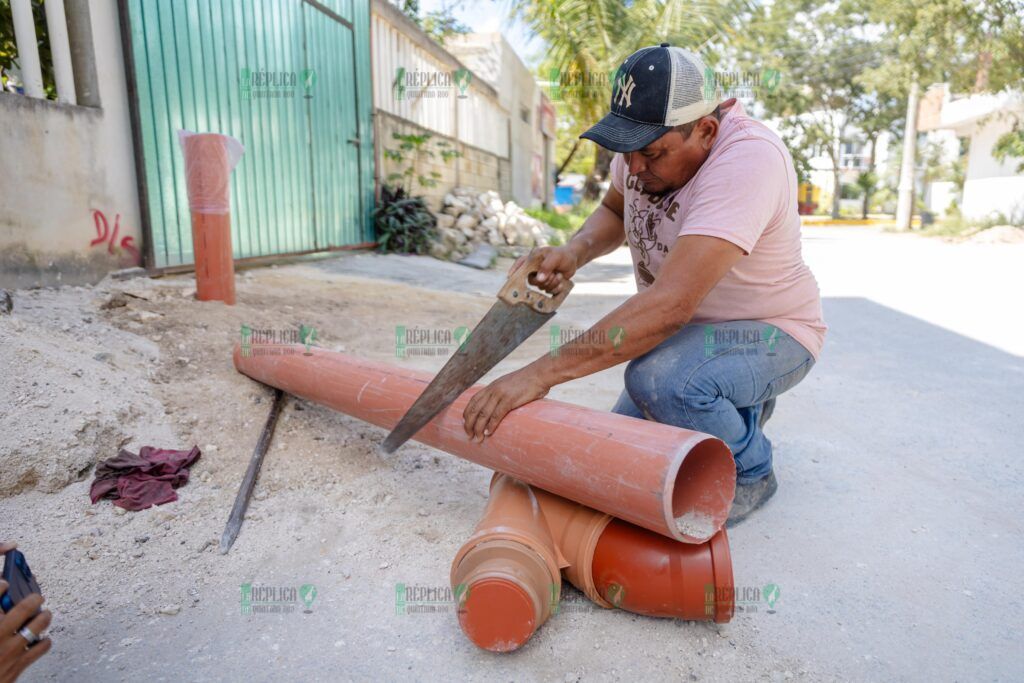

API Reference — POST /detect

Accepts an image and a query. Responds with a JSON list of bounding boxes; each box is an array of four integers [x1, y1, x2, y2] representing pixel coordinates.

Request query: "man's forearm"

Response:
[[565, 202, 625, 268], [529, 234, 746, 388], [531, 284, 691, 387]]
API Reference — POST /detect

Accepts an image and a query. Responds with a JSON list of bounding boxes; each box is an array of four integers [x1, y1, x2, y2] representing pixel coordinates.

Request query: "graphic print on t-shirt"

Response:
[[625, 186, 680, 286], [627, 197, 660, 285]]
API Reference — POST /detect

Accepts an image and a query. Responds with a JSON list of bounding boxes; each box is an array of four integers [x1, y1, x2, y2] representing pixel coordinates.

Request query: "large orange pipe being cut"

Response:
[[232, 346, 736, 543]]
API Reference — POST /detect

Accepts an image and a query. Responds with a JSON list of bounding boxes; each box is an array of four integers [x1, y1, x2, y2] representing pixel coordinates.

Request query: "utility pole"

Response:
[[896, 80, 920, 231]]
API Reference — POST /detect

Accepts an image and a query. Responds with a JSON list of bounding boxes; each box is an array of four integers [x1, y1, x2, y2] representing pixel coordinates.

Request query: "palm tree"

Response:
[[511, 0, 745, 197]]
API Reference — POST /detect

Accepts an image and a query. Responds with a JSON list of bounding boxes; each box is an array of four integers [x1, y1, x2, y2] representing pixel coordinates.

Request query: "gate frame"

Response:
[[117, 0, 376, 276]]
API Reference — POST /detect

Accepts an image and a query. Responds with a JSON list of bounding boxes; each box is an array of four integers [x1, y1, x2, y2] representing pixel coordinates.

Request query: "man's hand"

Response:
[[509, 246, 578, 295], [508, 185, 625, 296], [463, 366, 552, 442], [0, 543, 52, 683]]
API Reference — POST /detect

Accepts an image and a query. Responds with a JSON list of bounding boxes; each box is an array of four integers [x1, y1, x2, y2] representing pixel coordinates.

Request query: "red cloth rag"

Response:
[[89, 446, 201, 511]]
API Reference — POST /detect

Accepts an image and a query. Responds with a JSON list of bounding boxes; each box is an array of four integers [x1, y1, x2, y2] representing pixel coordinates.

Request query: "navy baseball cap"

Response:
[[580, 44, 723, 153]]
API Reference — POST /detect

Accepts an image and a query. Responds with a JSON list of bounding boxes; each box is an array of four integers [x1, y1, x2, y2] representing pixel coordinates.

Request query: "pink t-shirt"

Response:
[[610, 100, 827, 360]]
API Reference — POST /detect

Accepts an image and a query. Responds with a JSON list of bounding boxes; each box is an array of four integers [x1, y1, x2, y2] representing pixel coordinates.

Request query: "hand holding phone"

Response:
[[0, 543, 53, 683], [1, 548, 41, 614]]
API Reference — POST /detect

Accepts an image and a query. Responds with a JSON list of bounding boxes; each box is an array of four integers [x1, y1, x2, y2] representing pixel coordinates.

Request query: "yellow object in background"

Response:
[[798, 182, 820, 205]]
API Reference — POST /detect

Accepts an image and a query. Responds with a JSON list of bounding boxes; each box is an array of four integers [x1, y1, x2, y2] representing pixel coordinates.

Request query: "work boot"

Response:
[[725, 471, 778, 528]]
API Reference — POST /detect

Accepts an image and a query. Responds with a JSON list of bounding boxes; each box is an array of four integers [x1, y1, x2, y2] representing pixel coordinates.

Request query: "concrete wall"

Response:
[[446, 32, 555, 208], [0, 0, 141, 289], [369, 0, 517, 211], [375, 110, 510, 211], [370, 0, 508, 159], [369, 4, 556, 209], [961, 114, 1024, 222], [535, 96, 556, 207], [509, 52, 539, 206], [926, 87, 1024, 222], [925, 181, 958, 215]]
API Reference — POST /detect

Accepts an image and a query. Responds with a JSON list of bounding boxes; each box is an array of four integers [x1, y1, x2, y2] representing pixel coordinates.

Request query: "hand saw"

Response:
[[381, 252, 573, 453]]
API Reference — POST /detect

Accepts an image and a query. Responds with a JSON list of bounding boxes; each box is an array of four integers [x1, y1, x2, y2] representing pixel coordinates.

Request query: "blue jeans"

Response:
[[612, 321, 815, 484]]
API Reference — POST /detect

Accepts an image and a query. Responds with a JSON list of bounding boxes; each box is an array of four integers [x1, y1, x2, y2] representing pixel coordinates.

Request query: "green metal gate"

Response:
[[122, 0, 374, 268]]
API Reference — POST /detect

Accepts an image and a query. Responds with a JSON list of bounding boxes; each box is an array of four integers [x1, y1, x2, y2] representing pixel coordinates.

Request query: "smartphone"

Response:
[[1, 549, 42, 614]]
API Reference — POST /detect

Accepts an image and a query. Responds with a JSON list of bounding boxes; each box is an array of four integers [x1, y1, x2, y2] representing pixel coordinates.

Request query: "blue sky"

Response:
[[417, 0, 546, 69]]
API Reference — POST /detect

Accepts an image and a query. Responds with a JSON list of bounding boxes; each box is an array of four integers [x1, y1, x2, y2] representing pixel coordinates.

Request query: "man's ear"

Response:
[[699, 117, 719, 151]]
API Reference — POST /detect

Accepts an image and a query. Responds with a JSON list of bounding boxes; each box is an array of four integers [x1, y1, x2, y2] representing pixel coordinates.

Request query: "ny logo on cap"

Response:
[[615, 74, 636, 108]]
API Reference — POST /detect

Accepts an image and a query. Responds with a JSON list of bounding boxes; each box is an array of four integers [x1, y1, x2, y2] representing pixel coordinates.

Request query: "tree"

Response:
[[730, 0, 885, 218], [848, 87, 904, 218], [514, 0, 743, 198], [858, 0, 1024, 228], [422, 8, 471, 43], [548, 98, 598, 180], [398, 0, 421, 23], [397, 1, 470, 45], [0, 0, 55, 96], [993, 122, 1024, 173]]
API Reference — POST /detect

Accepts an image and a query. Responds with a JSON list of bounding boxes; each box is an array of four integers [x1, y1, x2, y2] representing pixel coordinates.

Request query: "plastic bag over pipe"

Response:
[[177, 130, 245, 214]]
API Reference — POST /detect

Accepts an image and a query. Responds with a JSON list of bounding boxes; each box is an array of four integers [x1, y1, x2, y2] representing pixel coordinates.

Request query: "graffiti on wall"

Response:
[[90, 210, 140, 265]]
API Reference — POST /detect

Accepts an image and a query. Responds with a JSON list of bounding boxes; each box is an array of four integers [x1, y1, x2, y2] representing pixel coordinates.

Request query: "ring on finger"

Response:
[[17, 626, 39, 645]]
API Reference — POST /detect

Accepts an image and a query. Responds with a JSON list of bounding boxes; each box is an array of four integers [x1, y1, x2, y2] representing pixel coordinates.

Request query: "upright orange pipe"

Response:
[[189, 212, 235, 304], [451, 473, 734, 652], [232, 346, 737, 543], [179, 131, 243, 304]]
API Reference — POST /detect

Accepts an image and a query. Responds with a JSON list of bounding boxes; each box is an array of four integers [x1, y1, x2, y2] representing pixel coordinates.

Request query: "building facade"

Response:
[[1, 0, 142, 288], [919, 84, 1024, 222], [1, 0, 553, 288], [445, 31, 556, 209]]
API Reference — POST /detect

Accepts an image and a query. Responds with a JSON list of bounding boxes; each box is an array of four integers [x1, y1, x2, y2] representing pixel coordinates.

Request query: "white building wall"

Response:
[[962, 176, 1024, 221], [370, 4, 508, 159], [0, 0, 141, 288], [371, 12, 456, 139], [961, 112, 1024, 220], [509, 51, 538, 206], [455, 89, 509, 158], [446, 32, 553, 207], [932, 89, 1024, 222]]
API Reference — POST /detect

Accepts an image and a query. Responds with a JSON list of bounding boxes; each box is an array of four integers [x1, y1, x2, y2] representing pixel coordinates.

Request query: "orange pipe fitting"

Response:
[[450, 474, 563, 652], [590, 518, 734, 623], [528, 486, 615, 608], [231, 347, 736, 543], [179, 131, 243, 305], [452, 473, 734, 652]]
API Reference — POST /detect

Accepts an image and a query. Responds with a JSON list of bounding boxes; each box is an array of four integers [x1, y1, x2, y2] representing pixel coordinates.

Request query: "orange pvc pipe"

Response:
[[590, 519, 734, 623], [232, 346, 737, 543], [528, 485, 614, 608], [532, 479, 733, 623], [181, 133, 238, 305], [451, 473, 734, 652], [450, 474, 562, 652], [190, 211, 235, 304]]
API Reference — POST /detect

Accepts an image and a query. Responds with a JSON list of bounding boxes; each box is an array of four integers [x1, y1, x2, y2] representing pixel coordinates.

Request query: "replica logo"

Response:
[[615, 74, 636, 108]]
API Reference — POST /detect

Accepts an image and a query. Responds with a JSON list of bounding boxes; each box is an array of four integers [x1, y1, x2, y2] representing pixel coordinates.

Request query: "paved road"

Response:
[[24, 226, 1023, 682], [310, 226, 1024, 681]]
